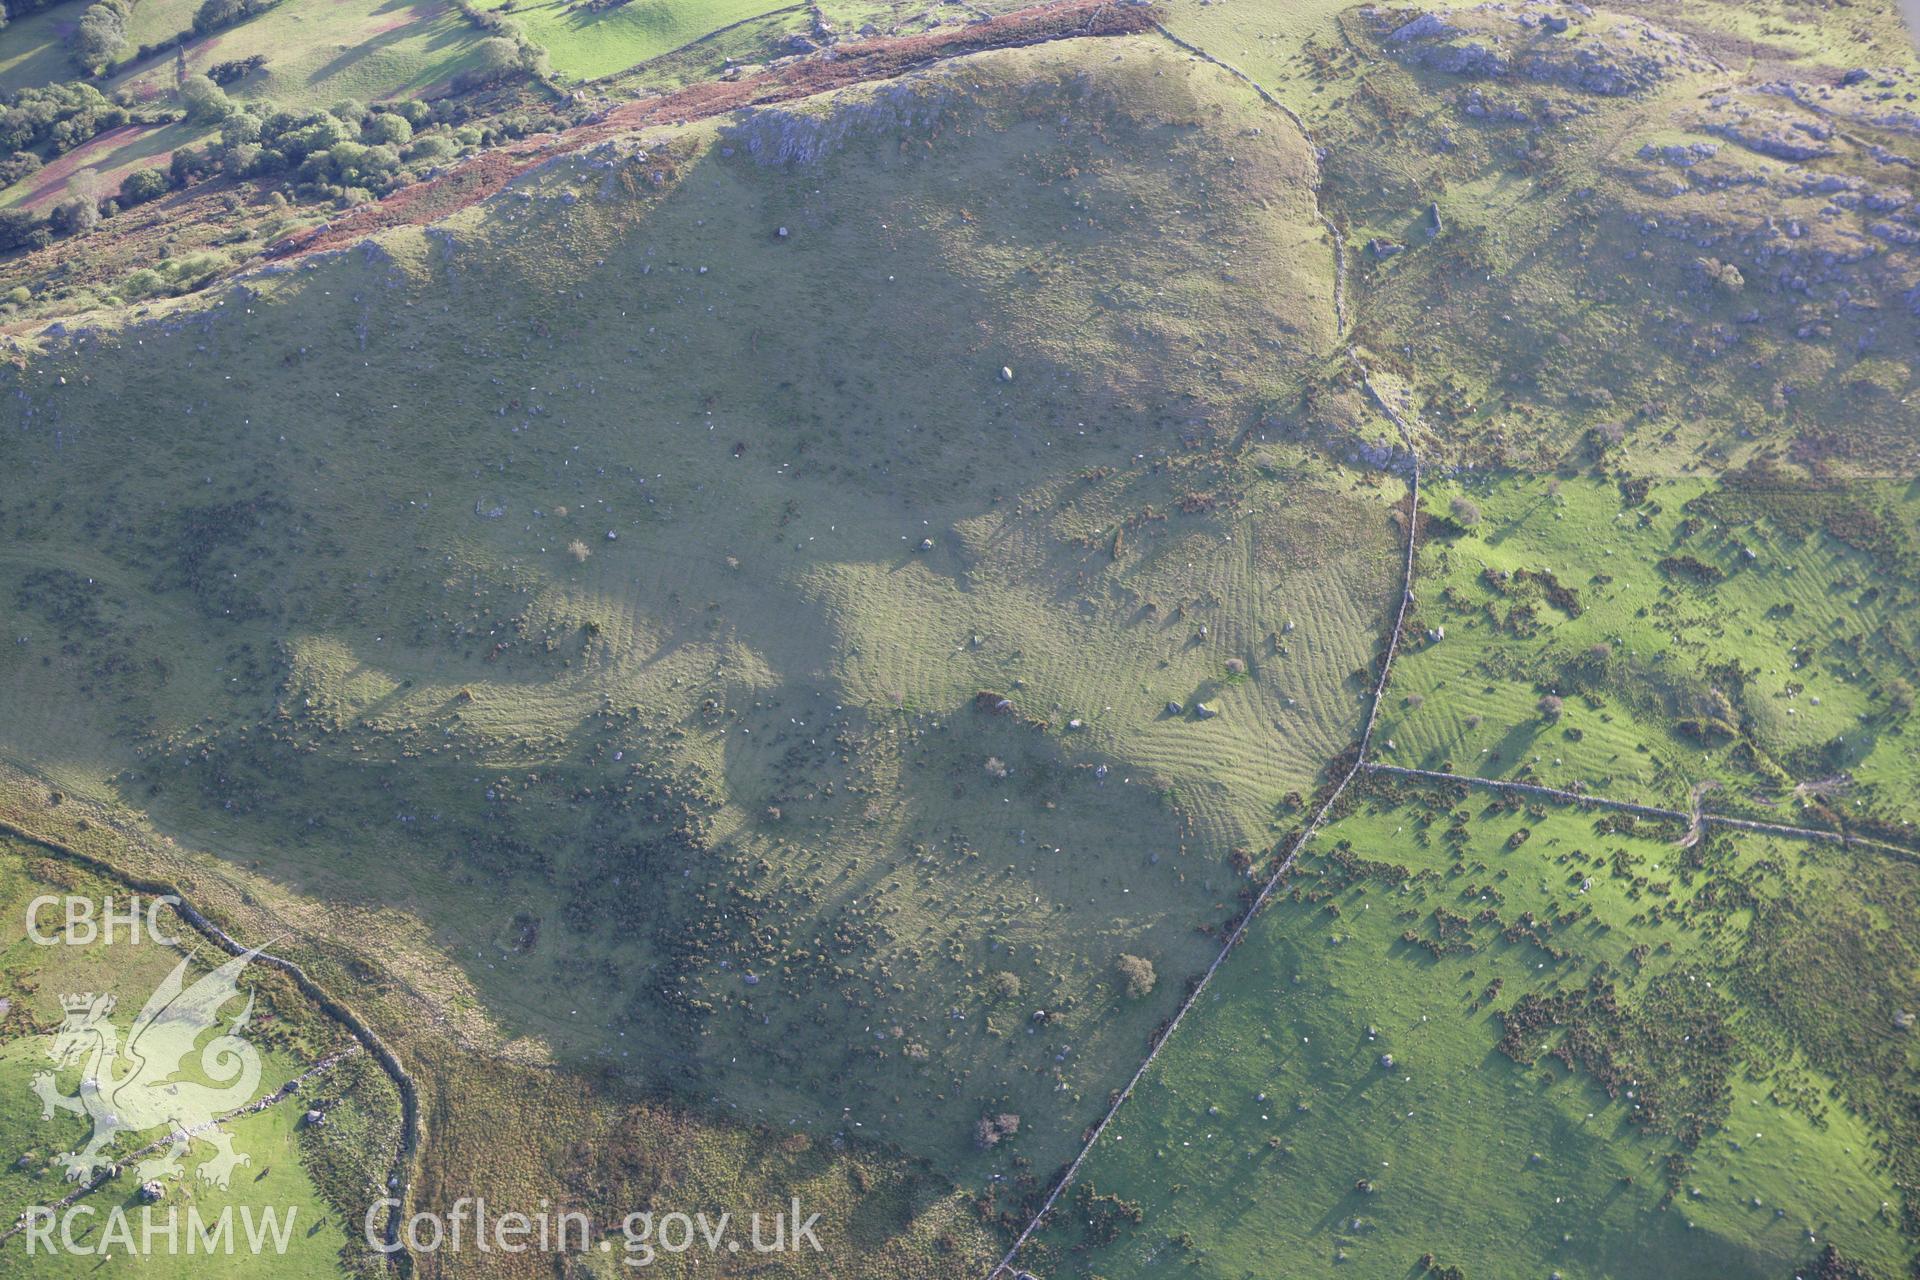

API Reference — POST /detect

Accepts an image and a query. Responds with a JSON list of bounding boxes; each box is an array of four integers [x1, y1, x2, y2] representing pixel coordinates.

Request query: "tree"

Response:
[[192, 0, 272, 36], [118, 166, 169, 206], [169, 143, 217, 186], [984, 971, 1021, 1002], [1537, 694, 1564, 720], [1449, 496, 1481, 526], [179, 74, 235, 123], [0, 83, 121, 155], [0, 151, 41, 186], [452, 35, 546, 90], [71, 0, 132, 72], [0, 208, 51, 252], [48, 195, 98, 237], [404, 135, 454, 164], [220, 112, 262, 145], [1115, 953, 1156, 999], [364, 112, 412, 146]]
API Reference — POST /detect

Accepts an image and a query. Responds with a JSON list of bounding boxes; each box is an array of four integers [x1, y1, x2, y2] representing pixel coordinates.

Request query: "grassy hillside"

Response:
[[1266, 0, 1920, 477], [0, 4, 80, 98], [4, 0, 1915, 1274], [0, 32, 1391, 1258]]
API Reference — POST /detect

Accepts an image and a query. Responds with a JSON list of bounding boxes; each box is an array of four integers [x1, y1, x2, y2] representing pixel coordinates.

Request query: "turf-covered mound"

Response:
[[0, 34, 1397, 1235]]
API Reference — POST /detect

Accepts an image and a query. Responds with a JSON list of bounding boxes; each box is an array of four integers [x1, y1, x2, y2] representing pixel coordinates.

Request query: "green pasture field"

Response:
[[495, 0, 787, 81], [1374, 472, 1920, 834], [108, 0, 490, 111], [590, 3, 812, 96], [1022, 784, 1919, 1278]]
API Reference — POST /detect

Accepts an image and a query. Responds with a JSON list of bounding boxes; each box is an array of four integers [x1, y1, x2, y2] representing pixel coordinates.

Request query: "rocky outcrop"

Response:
[[1703, 102, 1836, 162], [724, 80, 955, 167], [1378, 1, 1709, 96]]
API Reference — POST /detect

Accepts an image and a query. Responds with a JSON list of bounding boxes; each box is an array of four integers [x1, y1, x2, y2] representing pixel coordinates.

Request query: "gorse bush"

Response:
[[1115, 953, 1157, 999]]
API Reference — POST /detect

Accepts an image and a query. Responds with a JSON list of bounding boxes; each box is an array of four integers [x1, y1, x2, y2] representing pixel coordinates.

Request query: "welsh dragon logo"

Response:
[[32, 948, 266, 1189]]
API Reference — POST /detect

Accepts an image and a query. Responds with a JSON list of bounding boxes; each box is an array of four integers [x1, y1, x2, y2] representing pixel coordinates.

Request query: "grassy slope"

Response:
[[0, 120, 191, 212], [591, 5, 815, 96], [0, 32, 1384, 1244], [107, 0, 489, 111], [1179, 0, 1920, 483], [1027, 786, 1915, 1279], [0, 4, 79, 98], [497, 0, 787, 81], [121, 0, 205, 49]]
